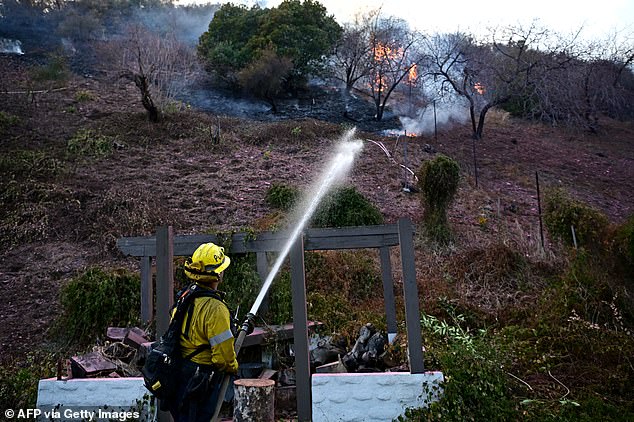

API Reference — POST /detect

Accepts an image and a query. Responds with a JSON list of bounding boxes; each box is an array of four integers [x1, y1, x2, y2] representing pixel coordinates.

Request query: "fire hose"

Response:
[[210, 293, 266, 421]]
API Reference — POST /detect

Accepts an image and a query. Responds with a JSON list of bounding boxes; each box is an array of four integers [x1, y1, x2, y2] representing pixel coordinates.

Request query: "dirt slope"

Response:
[[1, 53, 633, 361]]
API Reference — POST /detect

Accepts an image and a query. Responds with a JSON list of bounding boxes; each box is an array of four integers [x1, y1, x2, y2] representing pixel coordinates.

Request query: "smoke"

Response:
[[0, 38, 23, 54], [131, 4, 220, 46], [399, 98, 469, 135]]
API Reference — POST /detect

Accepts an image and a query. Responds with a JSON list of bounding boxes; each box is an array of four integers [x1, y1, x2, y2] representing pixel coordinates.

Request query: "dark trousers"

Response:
[[168, 359, 223, 422]]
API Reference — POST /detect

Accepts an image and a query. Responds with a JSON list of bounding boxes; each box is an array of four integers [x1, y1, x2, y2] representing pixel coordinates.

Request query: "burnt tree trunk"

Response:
[[133, 74, 159, 123]]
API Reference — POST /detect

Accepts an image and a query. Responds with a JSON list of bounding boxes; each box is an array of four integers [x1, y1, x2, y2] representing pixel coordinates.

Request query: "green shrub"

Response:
[[398, 323, 516, 421], [612, 214, 634, 268], [0, 111, 20, 132], [53, 268, 140, 346], [74, 89, 95, 102], [264, 271, 293, 325], [265, 183, 300, 211], [30, 55, 69, 87], [311, 186, 383, 228], [543, 188, 609, 249], [67, 128, 114, 158], [0, 150, 66, 181], [222, 253, 262, 318], [417, 155, 460, 244], [0, 352, 57, 409]]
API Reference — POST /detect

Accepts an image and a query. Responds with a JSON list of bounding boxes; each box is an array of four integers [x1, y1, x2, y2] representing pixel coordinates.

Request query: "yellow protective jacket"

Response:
[[176, 288, 238, 374]]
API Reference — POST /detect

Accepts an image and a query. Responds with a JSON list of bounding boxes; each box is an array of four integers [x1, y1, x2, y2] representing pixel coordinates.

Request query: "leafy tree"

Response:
[[312, 186, 383, 228], [198, 0, 341, 92], [197, 3, 266, 85], [260, 0, 341, 88]]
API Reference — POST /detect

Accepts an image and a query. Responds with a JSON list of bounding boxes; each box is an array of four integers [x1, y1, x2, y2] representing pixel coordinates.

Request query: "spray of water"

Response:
[[214, 128, 364, 422], [248, 128, 364, 315]]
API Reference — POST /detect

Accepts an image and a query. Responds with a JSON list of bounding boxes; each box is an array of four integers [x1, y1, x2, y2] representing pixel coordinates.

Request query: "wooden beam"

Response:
[[117, 224, 401, 257], [155, 226, 174, 338], [398, 218, 424, 373], [290, 235, 311, 422]]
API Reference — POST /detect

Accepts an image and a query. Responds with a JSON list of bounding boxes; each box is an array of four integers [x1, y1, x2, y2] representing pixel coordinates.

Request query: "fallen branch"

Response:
[[366, 139, 419, 183], [2, 87, 69, 95]]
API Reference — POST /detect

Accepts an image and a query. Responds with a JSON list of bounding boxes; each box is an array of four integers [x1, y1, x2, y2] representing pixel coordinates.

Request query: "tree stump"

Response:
[[233, 378, 276, 422]]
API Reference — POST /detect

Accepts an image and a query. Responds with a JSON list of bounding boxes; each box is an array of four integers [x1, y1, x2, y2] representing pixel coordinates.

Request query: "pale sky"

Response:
[[179, 0, 634, 40]]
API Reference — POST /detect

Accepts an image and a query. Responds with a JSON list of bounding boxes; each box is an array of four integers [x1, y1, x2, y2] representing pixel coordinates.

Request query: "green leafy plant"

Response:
[[74, 89, 95, 102], [67, 128, 114, 158], [264, 271, 293, 325], [0, 351, 57, 409], [543, 188, 609, 249], [0, 111, 20, 132], [398, 323, 514, 422], [265, 183, 300, 211], [0, 150, 66, 181], [222, 253, 262, 319], [417, 155, 460, 244], [611, 214, 634, 269], [311, 185, 383, 228], [30, 55, 69, 87], [52, 268, 141, 346]]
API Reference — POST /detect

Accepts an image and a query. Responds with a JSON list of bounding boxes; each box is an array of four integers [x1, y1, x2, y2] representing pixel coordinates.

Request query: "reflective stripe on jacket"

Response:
[[178, 294, 238, 374]]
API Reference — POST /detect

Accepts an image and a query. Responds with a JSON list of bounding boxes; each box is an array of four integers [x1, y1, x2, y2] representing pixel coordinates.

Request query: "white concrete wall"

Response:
[[312, 371, 444, 422], [36, 377, 153, 421]]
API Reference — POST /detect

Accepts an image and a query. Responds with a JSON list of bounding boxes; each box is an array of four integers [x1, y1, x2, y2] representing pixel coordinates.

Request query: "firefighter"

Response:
[[168, 242, 239, 422]]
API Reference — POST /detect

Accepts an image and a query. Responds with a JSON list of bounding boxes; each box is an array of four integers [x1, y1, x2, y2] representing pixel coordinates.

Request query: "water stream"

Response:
[[248, 129, 364, 316]]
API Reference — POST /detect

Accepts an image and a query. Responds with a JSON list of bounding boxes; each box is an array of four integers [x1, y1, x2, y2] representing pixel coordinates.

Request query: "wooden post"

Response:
[[155, 227, 174, 422], [379, 246, 398, 343], [155, 226, 174, 338], [290, 235, 311, 422], [233, 379, 276, 422], [398, 218, 424, 373]]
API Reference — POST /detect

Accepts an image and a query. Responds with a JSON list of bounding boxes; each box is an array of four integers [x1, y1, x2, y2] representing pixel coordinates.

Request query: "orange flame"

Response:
[[408, 64, 417, 83]]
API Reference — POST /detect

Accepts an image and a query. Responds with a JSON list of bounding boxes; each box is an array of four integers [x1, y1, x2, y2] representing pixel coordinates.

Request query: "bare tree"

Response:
[[425, 23, 581, 139], [330, 11, 377, 92], [363, 14, 423, 121], [113, 24, 201, 122]]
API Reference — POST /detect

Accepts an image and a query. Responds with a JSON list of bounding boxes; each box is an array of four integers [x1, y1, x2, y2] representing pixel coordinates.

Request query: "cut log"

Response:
[[233, 378, 275, 422]]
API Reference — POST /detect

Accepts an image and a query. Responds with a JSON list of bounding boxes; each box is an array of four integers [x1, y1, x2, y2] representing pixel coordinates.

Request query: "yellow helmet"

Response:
[[184, 243, 231, 282]]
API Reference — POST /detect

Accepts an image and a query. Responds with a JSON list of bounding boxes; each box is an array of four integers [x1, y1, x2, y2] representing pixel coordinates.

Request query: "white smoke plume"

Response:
[[399, 98, 469, 135], [0, 38, 24, 55]]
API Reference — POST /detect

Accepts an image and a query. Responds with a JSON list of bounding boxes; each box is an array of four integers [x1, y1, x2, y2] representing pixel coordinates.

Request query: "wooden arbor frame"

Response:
[[117, 217, 424, 422]]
